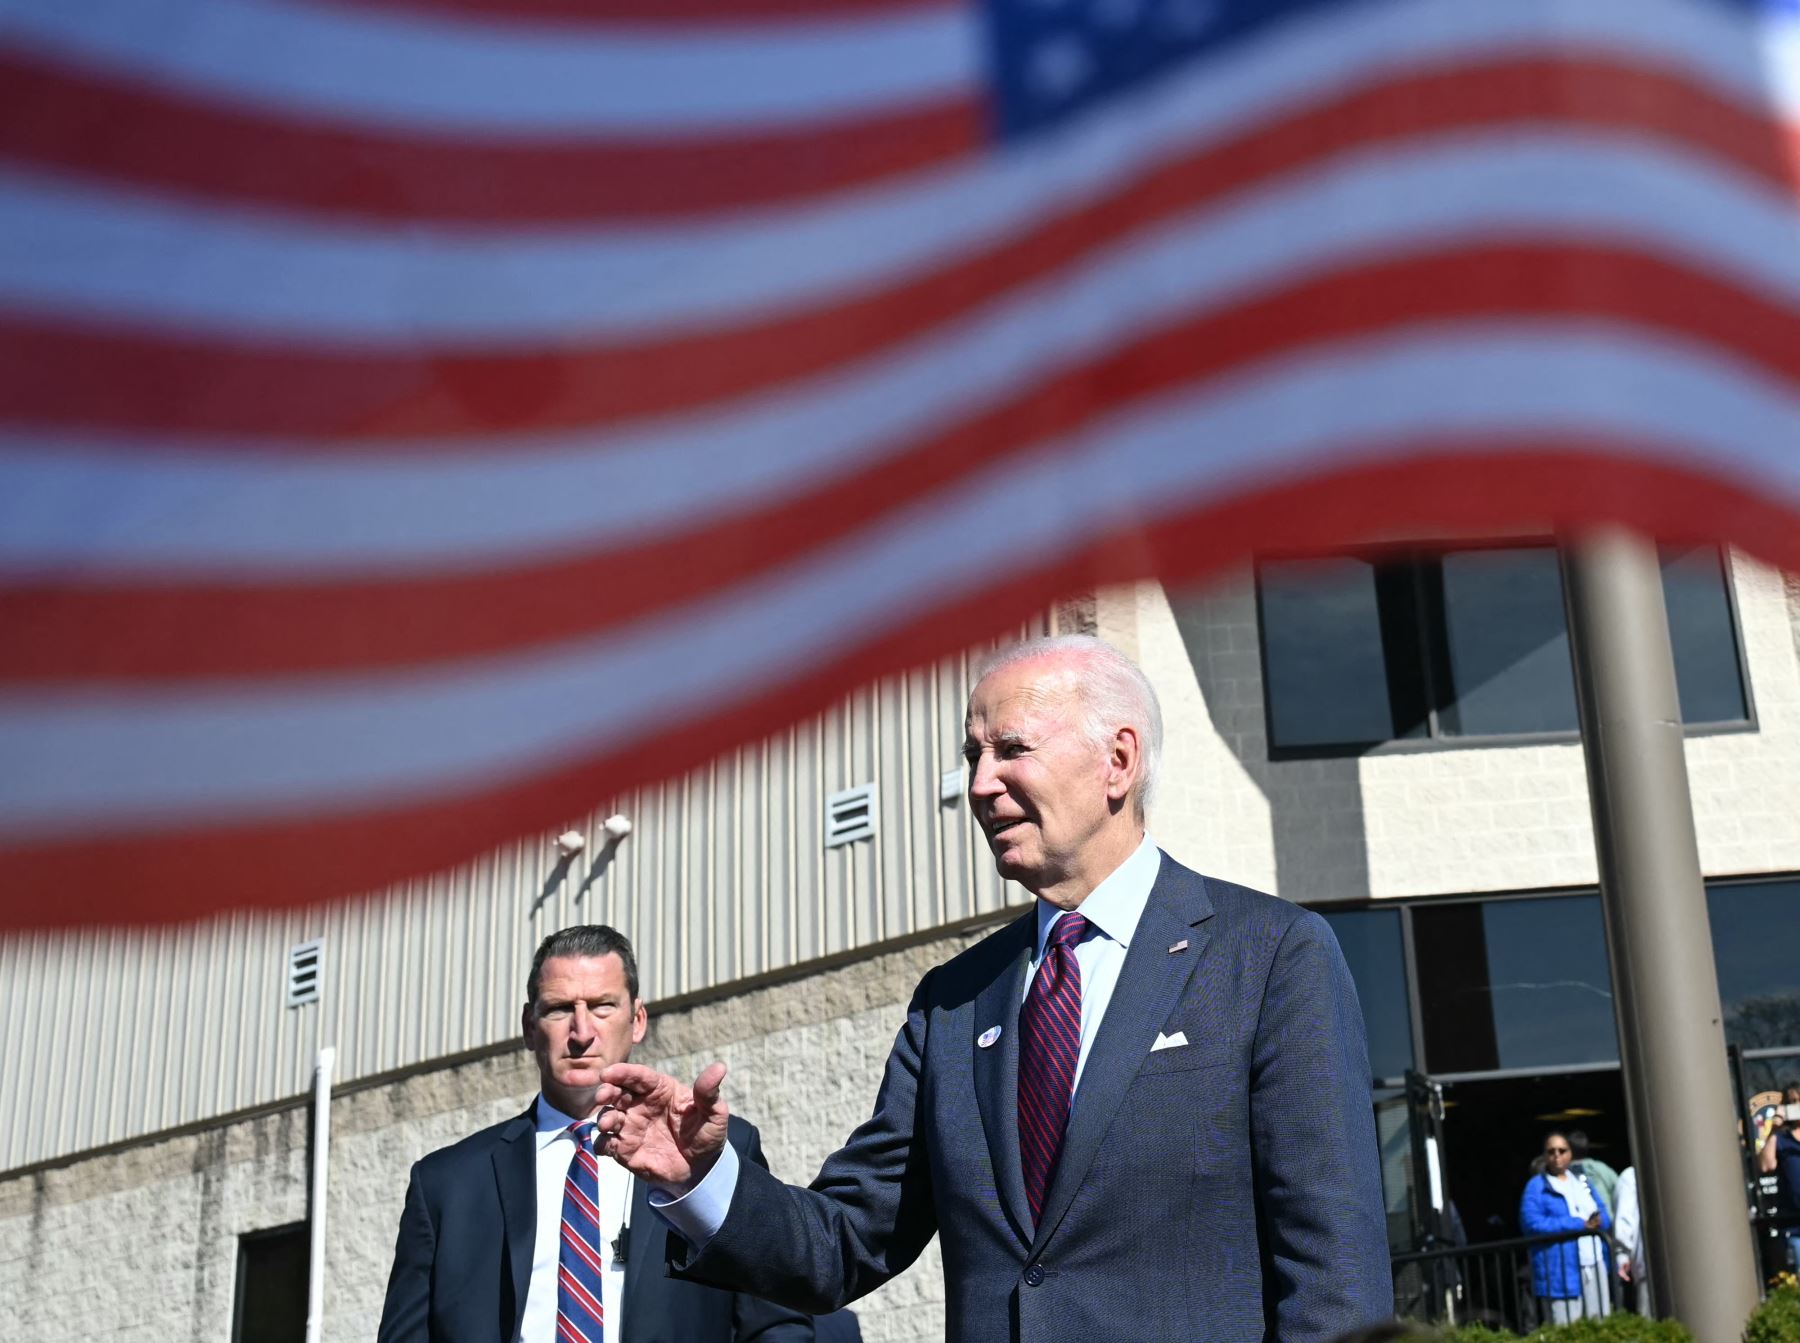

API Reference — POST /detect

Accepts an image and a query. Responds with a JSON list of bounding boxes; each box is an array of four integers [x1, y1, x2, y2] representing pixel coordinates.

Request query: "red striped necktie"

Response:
[[1018, 911, 1089, 1225], [557, 1119, 606, 1343]]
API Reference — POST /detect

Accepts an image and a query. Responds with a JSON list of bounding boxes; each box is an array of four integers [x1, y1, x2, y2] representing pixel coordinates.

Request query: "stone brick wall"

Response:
[[0, 928, 998, 1343]]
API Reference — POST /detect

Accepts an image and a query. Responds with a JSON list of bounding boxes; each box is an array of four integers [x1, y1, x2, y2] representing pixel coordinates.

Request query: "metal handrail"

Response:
[[1392, 1226, 1613, 1267]]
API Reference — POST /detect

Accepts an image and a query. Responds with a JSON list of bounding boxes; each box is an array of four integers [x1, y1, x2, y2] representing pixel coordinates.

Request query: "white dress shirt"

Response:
[[520, 1096, 635, 1343], [655, 834, 1164, 1246], [1026, 832, 1160, 1092]]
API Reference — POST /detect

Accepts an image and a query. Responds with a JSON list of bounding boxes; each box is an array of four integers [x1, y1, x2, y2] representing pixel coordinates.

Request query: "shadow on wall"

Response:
[[1167, 574, 1372, 905]]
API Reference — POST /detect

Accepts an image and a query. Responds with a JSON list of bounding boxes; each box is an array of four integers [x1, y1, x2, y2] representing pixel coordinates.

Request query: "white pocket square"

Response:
[[1151, 1030, 1188, 1052]]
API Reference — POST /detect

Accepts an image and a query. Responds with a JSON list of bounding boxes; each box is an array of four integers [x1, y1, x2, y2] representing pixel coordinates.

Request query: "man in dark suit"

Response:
[[377, 925, 813, 1343], [595, 636, 1393, 1342]]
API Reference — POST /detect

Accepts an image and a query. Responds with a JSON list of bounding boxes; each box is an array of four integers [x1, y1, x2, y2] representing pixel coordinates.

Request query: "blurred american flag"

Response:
[[2, 0, 1797, 924]]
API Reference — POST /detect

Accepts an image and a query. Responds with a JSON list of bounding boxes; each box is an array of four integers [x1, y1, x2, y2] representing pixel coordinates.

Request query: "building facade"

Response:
[[4, 548, 1798, 1341]]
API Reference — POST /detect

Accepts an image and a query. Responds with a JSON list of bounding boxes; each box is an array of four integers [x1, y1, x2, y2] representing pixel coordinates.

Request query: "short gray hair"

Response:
[[973, 634, 1163, 817]]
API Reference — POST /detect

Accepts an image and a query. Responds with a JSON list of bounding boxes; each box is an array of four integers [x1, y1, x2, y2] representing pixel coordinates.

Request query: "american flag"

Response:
[[2, 0, 1798, 927]]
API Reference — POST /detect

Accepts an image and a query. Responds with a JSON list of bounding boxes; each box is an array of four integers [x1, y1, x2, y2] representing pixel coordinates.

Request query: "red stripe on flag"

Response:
[[0, 56, 1788, 439], [3, 448, 1797, 924], [5, 242, 1795, 682], [0, 54, 981, 225]]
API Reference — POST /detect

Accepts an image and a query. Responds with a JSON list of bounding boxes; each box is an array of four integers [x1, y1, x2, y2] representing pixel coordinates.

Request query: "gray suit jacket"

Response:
[[673, 855, 1392, 1342]]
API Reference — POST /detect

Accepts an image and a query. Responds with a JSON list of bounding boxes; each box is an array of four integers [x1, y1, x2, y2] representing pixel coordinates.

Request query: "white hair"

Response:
[[973, 634, 1163, 817]]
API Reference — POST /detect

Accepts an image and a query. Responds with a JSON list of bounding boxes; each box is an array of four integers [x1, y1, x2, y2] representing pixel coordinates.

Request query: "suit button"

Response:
[[1024, 1264, 1045, 1287]]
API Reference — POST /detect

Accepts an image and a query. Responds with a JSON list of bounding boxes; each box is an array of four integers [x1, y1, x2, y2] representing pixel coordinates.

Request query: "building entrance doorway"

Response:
[[1437, 1068, 1630, 1243]]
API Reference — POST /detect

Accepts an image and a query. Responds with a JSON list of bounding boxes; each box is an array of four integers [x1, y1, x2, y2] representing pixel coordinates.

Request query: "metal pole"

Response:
[[305, 1045, 335, 1343], [1560, 528, 1760, 1340]]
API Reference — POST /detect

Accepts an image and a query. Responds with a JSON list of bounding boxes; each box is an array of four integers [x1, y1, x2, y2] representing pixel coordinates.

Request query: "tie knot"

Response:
[[1048, 911, 1089, 951], [569, 1119, 596, 1149]]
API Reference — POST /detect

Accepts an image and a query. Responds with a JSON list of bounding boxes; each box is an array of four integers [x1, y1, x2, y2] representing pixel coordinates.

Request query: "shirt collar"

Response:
[[534, 1094, 588, 1151], [1034, 833, 1161, 955]]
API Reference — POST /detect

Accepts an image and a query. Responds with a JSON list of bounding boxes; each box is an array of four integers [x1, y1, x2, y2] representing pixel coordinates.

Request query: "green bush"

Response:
[[1439, 1314, 1691, 1343], [1441, 1326, 1516, 1343], [1746, 1284, 1800, 1343], [1432, 1317, 1519, 1339]]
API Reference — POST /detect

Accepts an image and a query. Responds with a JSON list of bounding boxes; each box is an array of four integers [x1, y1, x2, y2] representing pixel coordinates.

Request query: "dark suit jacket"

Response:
[[379, 1108, 814, 1343], [673, 855, 1393, 1342]]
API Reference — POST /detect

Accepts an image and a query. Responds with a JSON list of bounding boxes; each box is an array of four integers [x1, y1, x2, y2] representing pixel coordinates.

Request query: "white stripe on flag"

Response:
[[0, 0, 982, 134], [0, 0, 1793, 341], [3, 327, 1797, 835], [2, 134, 1795, 572]]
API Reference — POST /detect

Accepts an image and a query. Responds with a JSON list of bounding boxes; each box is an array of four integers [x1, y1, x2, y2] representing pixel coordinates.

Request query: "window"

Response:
[[1706, 878, 1800, 1053], [231, 1223, 309, 1343], [1256, 543, 1749, 755], [1411, 894, 1620, 1075], [1320, 907, 1415, 1084]]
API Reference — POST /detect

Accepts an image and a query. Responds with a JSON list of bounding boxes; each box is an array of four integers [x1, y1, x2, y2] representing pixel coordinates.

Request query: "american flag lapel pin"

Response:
[[1169, 939, 1188, 954]]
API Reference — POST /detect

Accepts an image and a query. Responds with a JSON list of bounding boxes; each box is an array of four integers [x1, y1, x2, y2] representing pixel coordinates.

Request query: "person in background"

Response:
[[1611, 1166, 1648, 1313], [1569, 1130, 1619, 1217], [1520, 1131, 1613, 1324], [378, 925, 812, 1343], [1758, 1084, 1800, 1272]]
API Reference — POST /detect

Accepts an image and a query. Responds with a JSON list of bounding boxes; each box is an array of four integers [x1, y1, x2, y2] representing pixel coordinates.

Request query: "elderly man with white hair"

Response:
[[593, 635, 1392, 1343]]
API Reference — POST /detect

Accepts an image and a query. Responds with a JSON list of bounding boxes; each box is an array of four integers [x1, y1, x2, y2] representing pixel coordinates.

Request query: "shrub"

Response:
[[1746, 1284, 1800, 1343], [1441, 1327, 1516, 1343], [1439, 1315, 1691, 1343], [1521, 1316, 1692, 1343]]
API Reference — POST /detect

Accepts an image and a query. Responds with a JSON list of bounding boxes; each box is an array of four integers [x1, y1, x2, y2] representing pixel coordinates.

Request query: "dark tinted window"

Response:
[[1259, 557, 1407, 749], [232, 1223, 308, 1343], [1435, 549, 1578, 736], [1707, 879, 1800, 1052], [1322, 907, 1415, 1083], [1663, 547, 1750, 725], [1413, 895, 1619, 1074], [1257, 543, 1749, 755]]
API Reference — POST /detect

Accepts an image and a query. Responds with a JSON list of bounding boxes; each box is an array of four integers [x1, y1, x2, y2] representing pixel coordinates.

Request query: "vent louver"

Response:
[[825, 784, 877, 848], [286, 938, 323, 1007]]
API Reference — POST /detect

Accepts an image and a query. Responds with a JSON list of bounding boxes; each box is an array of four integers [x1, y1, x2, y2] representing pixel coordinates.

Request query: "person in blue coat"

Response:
[[1520, 1131, 1613, 1324]]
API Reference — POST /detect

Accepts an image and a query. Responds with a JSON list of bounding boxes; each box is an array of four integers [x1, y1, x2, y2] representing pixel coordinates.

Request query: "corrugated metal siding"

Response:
[[0, 652, 1018, 1171]]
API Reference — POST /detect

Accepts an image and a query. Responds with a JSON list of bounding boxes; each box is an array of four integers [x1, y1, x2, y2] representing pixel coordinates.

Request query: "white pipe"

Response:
[[305, 1045, 335, 1343]]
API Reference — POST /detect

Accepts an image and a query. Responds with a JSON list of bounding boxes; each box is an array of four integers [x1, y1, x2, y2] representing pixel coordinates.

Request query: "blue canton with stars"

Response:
[[984, 0, 1352, 138], [983, 0, 1797, 139]]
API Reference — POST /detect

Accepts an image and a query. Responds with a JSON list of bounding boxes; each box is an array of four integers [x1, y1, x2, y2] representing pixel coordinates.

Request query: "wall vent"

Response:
[[825, 784, 877, 848], [286, 938, 323, 1007]]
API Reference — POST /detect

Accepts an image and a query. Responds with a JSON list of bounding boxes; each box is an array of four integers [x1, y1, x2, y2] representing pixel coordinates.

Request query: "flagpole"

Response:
[[1559, 528, 1760, 1340]]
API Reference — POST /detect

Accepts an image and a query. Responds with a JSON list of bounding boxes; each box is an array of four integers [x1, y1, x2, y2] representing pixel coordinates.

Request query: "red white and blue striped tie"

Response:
[[1018, 911, 1088, 1225], [557, 1119, 606, 1343]]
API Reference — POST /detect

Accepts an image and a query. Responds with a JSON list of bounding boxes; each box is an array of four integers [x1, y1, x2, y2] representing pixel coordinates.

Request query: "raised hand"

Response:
[[595, 1060, 731, 1193]]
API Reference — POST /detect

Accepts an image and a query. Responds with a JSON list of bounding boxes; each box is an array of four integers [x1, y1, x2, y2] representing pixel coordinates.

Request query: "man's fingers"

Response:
[[601, 1060, 674, 1097], [692, 1060, 729, 1106]]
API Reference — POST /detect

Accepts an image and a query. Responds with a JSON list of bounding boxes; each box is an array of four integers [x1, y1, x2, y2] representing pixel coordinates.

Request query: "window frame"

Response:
[[1305, 874, 1800, 1081], [1252, 539, 1757, 761], [230, 1220, 310, 1343]]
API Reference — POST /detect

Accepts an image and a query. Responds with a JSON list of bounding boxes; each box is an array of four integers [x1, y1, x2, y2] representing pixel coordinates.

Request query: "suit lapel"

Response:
[[492, 1107, 539, 1338], [972, 911, 1036, 1244], [621, 1173, 656, 1341], [1029, 857, 1214, 1255]]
